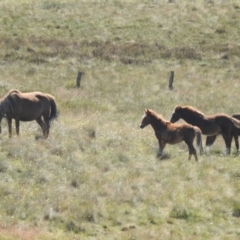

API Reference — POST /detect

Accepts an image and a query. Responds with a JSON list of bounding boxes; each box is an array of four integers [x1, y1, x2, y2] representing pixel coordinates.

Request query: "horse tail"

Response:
[[193, 126, 204, 155], [48, 95, 58, 124], [230, 116, 240, 129]]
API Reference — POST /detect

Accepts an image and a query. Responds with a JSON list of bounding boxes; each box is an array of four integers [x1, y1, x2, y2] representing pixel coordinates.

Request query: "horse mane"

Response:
[[148, 109, 168, 124], [0, 89, 21, 114], [181, 105, 204, 118], [1, 89, 21, 100]]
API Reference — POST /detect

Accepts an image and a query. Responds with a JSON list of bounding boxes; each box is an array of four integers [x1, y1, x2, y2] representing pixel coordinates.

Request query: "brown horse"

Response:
[[206, 114, 240, 152], [0, 89, 58, 138], [140, 109, 203, 161], [170, 105, 240, 155]]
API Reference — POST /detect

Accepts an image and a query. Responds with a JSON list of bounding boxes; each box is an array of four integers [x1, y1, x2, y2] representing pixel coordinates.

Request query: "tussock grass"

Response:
[[0, 0, 240, 239]]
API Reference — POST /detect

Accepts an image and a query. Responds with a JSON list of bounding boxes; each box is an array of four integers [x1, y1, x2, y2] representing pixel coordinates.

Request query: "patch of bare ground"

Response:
[[0, 225, 46, 240]]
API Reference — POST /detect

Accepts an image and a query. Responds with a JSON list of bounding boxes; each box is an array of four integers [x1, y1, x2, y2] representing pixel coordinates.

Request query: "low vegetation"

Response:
[[0, 0, 240, 239]]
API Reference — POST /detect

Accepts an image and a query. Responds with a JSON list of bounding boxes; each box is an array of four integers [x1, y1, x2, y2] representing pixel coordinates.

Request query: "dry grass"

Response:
[[0, 0, 240, 239]]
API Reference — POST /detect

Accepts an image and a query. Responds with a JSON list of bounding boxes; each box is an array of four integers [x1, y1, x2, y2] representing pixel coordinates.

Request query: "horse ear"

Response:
[[175, 105, 181, 110], [144, 108, 149, 113]]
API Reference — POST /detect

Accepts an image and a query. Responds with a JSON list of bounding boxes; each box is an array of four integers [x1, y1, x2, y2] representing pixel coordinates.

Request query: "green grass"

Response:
[[0, 0, 240, 239]]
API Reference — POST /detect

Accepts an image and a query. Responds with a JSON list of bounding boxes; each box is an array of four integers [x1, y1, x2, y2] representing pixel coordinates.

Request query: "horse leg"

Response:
[[206, 135, 217, 148], [185, 138, 198, 161], [233, 133, 239, 153], [158, 140, 166, 156], [36, 117, 47, 138], [221, 133, 232, 155], [15, 119, 20, 136], [43, 117, 50, 138], [7, 117, 12, 138]]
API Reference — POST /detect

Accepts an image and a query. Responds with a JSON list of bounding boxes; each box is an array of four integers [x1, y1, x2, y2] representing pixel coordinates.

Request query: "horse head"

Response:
[[170, 105, 182, 123], [140, 109, 151, 128]]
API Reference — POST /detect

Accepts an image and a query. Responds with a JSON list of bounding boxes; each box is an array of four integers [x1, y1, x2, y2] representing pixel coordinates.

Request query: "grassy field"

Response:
[[0, 0, 240, 239]]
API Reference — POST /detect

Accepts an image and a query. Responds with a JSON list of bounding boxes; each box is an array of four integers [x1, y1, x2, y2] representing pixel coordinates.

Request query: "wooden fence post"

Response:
[[168, 71, 174, 90], [76, 71, 84, 88]]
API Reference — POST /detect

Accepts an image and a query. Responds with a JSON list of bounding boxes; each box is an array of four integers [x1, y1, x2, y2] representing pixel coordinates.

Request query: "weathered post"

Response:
[[76, 71, 84, 88], [168, 71, 174, 90]]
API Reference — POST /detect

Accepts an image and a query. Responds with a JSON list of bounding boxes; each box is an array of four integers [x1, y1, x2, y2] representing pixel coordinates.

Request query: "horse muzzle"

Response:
[[140, 124, 144, 129]]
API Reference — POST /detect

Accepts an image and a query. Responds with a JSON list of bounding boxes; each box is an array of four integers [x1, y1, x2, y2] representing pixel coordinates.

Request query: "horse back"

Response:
[[10, 91, 47, 105], [213, 113, 238, 127], [166, 122, 196, 140]]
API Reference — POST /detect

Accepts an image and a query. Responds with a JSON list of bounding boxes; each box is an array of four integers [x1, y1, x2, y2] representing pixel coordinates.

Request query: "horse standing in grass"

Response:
[[0, 89, 58, 138], [206, 114, 240, 152], [140, 109, 203, 161], [170, 105, 240, 155]]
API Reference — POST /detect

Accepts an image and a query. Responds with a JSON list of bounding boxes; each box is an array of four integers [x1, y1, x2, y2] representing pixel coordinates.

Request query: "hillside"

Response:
[[0, 0, 240, 239]]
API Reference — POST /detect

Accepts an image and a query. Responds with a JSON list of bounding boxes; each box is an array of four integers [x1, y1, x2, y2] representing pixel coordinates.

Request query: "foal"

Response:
[[140, 109, 203, 161]]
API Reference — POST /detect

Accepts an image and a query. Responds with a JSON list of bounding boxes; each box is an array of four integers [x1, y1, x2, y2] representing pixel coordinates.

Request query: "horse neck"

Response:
[[149, 115, 165, 131], [181, 110, 202, 124]]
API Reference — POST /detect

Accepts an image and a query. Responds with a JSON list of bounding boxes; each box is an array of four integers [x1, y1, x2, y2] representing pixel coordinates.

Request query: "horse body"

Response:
[[190, 115, 221, 136], [170, 105, 240, 155], [0, 89, 58, 138], [140, 109, 203, 161]]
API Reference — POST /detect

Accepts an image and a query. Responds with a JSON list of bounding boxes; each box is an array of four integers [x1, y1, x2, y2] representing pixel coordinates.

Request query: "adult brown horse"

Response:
[[170, 105, 240, 155], [206, 114, 240, 152], [140, 109, 203, 161], [0, 89, 58, 138]]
